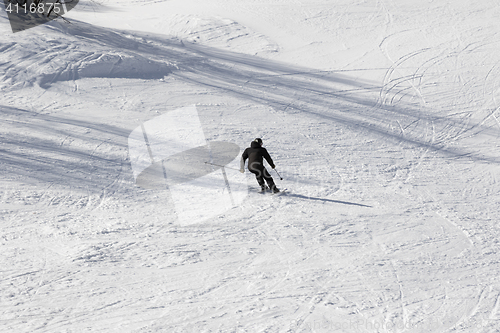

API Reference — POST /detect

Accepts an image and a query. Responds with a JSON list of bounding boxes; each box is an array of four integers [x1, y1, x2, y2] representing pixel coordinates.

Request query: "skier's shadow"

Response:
[[285, 193, 372, 208]]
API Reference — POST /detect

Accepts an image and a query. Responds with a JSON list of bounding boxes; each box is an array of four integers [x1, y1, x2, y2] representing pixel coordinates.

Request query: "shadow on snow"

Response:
[[285, 193, 372, 208], [2, 19, 500, 193]]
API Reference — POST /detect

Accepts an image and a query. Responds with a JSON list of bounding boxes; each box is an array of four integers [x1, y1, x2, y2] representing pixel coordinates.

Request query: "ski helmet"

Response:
[[253, 138, 263, 146]]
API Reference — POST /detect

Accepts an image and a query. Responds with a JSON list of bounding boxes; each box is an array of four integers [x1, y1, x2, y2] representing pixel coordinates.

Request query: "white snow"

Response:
[[2, 0, 500, 332]]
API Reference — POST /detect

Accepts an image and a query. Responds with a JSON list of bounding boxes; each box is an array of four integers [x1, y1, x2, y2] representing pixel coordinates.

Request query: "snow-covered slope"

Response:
[[2, 1, 500, 332]]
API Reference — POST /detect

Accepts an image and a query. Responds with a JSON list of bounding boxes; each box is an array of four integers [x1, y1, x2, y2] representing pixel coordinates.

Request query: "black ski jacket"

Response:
[[241, 141, 275, 171]]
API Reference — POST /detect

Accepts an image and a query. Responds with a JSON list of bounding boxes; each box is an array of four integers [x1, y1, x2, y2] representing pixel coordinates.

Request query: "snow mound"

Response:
[[167, 15, 279, 55], [75, 52, 170, 80], [0, 22, 174, 89]]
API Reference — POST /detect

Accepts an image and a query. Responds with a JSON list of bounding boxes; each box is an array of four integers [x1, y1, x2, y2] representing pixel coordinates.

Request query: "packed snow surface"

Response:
[[1, 0, 500, 332]]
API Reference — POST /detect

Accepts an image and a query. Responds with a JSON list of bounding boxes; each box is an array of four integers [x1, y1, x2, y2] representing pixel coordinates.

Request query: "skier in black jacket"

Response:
[[240, 138, 280, 193]]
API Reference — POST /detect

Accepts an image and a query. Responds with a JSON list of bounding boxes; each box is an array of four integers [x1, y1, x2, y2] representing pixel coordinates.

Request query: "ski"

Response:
[[272, 188, 287, 195], [252, 187, 286, 195]]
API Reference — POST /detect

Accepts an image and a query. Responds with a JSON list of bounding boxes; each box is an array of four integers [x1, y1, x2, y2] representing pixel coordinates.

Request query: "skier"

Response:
[[240, 138, 280, 193]]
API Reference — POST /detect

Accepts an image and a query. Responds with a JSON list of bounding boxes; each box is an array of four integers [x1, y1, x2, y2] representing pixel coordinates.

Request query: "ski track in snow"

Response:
[[2, 1, 500, 332]]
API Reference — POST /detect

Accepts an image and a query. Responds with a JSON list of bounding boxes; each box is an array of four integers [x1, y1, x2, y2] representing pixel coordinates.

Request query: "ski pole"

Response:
[[204, 161, 241, 171], [274, 168, 283, 180]]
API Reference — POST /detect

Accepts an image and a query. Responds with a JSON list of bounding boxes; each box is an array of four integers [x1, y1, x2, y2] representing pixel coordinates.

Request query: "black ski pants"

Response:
[[249, 167, 276, 190]]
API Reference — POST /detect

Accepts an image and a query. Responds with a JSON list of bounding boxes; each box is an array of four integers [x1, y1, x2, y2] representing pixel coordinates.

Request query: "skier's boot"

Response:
[[271, 185, 280, 193]]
